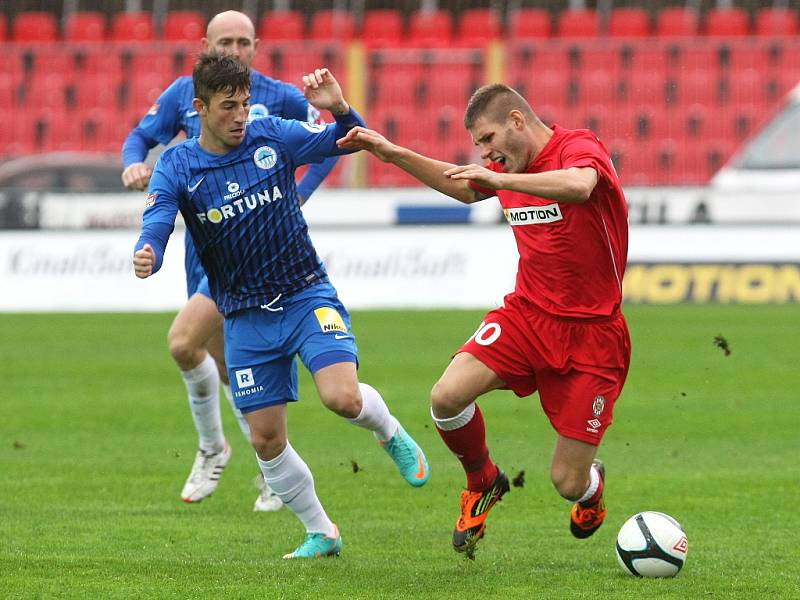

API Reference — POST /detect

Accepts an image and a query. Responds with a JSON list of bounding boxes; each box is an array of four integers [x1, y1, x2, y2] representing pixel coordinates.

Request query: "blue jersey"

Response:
[[125, 70, 334, 296], [137, 111, 364, 316]]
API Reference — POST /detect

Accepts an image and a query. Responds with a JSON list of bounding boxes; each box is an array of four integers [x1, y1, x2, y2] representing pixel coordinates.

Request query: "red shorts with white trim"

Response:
[[458, 295, 631, 445]]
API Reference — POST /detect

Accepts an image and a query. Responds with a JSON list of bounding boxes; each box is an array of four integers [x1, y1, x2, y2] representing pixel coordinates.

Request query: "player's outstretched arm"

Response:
[[457, 166, 598, 204], [133, 243, 156, 278], [302, 68, 350, 116], [337, 127, 487, 204]]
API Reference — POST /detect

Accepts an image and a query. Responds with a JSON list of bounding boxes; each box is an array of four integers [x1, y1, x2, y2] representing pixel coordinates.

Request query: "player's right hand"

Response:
[[122, 162, 153, 191], [133, 243, 156, 279], [336, 126, 397, 162]]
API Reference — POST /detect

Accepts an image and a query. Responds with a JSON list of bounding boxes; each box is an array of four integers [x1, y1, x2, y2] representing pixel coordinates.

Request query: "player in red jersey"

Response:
[[338, 83, 631, 556]]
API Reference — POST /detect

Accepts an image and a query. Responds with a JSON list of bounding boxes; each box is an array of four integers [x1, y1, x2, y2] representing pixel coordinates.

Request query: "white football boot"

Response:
[[253, 473, 283, 512], [180, 442, 231, 502]]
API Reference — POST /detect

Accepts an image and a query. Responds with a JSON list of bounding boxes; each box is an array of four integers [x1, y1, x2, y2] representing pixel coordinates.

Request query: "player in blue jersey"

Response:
[[121, 11, 338, 511], [132, 53, 430, 559]]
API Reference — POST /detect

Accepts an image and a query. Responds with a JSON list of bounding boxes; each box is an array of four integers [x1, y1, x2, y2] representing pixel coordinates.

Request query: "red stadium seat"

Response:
[[457, 8, 502, 47], [408, 10, 453, 47], [361, 10, 404, 48], [677, 70, 718, 106], [508, 8, 551, 39], [656, 8, 699, 37], [64, 11, 107, 42], [608, 8, 650, 38], [12, 12, 59, 42], [163, 11, 205, 41], [259, 11, 305, 41], [0, 14, 6, 42], [556, 9, 599, 38], [111, 12, 154, 42], [704, 8, 749, 37], [725, 69, 766, 105], [578, 71, 618, 107], [310, 10, 354, 41], [755, 8, 799, 37]]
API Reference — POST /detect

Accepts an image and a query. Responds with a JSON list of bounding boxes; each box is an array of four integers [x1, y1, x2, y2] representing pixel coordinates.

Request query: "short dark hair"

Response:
[[192, 52, 250, 106], [464, 83, 536, 129]]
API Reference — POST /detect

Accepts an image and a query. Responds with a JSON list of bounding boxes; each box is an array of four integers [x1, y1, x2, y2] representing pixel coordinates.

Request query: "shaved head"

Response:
[[206, 11, 255, 39], [203, 11, 258, 68]]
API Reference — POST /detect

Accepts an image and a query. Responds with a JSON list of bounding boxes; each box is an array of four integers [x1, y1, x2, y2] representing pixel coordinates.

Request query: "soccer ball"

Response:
[[615, 511, 688, 577]]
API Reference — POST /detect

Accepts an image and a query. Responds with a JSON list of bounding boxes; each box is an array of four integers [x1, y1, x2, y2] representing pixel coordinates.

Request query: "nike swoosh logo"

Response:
[[187, 176, 205, 193], [186, 110, 198, 117], [415, 451, 427, 480], [334, 334, 350, 340]]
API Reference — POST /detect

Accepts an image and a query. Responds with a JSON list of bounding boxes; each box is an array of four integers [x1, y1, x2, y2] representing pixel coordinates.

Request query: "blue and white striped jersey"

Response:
[[137, 112, 363, 316], [127, 69, 333, 296]]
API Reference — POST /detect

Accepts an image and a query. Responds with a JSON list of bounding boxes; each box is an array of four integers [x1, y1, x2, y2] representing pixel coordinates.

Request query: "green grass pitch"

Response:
[[1, 306, 798, 599]]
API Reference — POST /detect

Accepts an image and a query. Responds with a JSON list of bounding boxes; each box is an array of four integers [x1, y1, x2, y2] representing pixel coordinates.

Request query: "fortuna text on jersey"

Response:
[[196, 185, 285, 224]]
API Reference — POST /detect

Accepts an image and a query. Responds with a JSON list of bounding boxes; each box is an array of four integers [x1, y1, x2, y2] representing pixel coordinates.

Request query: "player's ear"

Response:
[[193, 97, 206, 115], [253, 37, 260, 54], [509, 110, 525, 129]]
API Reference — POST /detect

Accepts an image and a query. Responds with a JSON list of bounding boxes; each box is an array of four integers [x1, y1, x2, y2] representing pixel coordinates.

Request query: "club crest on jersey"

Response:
[[314, 307, 347, 333], [503, 203, 563, 226], [253, 146, 277, 170], [301, 122, 326, 133], [248, 103, 269, 122], [147, 103, 159, 116], [144, 193, 157, 208]]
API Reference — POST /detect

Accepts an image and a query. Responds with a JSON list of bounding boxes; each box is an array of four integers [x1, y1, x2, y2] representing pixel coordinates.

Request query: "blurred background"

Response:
[[1, 0, 798, 310]]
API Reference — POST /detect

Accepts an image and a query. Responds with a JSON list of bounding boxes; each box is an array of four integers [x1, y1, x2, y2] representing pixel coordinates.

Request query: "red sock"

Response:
[[435, 404, 498, 491]]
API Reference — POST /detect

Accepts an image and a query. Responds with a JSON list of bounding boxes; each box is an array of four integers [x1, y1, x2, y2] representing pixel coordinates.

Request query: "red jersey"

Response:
[[470, 125, 628, 319]]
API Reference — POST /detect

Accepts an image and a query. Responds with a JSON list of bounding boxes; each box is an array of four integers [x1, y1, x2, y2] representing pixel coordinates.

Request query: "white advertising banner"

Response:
[[32, 186, 800, 229], [0, 225, 798, 312]]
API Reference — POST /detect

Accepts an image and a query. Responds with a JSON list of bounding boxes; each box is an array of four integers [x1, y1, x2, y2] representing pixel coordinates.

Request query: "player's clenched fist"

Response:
[[133, 243, 156, 278], [122, 162, 153, 191]]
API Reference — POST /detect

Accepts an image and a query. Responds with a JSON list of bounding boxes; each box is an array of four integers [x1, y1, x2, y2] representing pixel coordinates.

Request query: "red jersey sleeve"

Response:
[[559, 130, 617, 187], [466, 162, 503, 198]]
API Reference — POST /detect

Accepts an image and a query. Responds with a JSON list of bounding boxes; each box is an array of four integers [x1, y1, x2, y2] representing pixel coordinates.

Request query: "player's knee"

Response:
[[167, 329, 202, 368], [430, 379, 468, 418], [319, 383, 362, 419], [550, 466, 586, 501], [250, 429, 285, 460]]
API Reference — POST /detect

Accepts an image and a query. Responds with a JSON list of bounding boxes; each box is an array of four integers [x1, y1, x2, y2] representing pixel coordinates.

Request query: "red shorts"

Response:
[[458, 295, 631, 445]]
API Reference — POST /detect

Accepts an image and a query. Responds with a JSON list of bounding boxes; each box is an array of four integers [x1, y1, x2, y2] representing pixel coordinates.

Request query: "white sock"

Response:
[[347, 383, 399, 442], [257, 443, 336, 537], [182, 354, 225, 453], [431, 403, 476, 431], [222, 383, 252, 441], [577, 463, 601, 504]]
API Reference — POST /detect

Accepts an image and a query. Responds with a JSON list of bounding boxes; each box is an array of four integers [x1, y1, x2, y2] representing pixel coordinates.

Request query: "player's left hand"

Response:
[[133, 244, 156, 279], [444, 164, 504, 190], [302, 68, 349, 115]]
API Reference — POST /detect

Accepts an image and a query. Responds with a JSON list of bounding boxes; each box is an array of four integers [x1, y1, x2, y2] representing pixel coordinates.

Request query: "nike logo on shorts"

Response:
[[334, 334, 350, 340], [187, 176, 205, 193]]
